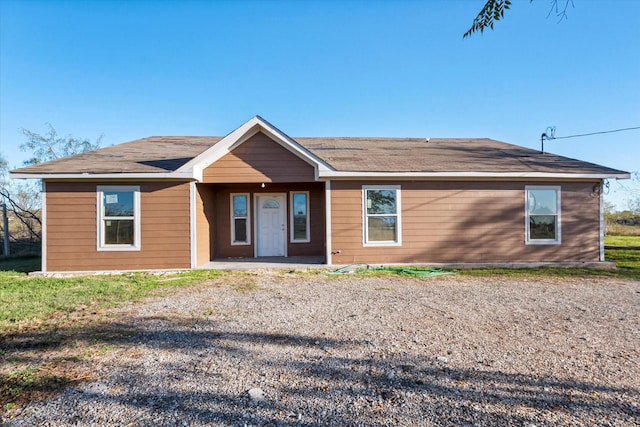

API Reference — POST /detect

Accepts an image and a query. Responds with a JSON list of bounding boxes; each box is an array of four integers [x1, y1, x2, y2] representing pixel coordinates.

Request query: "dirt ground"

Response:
[[3, 272, 639, 426]]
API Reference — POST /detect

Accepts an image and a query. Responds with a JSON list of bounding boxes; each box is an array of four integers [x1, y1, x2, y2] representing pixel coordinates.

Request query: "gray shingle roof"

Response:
[[297, 137, 626, 174], [10, 134, 627, 176], [11, 136, 222, 174]]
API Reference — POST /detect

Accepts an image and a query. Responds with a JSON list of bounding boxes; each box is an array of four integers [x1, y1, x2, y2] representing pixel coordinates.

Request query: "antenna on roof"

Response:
[[540, 126, 556, 153]]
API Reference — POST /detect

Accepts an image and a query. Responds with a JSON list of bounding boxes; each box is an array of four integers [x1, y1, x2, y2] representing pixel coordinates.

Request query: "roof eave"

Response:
[[9, 172, 196, 180], [318, 171, 631, 180]]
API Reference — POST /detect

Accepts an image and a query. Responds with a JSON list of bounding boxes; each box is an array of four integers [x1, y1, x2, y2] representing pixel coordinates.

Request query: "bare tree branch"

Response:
[[20, 123, 103, 166], [1, 124, 102, 248], [0, 186, 42, 242], [548, 0, 574, 22]]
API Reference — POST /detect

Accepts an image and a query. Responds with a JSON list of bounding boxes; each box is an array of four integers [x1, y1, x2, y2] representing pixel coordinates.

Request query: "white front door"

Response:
[[256, 194, 286, 257]]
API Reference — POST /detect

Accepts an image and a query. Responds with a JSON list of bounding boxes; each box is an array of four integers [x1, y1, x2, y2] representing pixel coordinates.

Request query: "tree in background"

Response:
[[20, 123, 102, 166], [626, 172, 640, 214], [1, 125, 102, 251], [14, 124, 103, 208], [1, 151, 42, 250], [464, 0, 573, 38], [0, 153, 7, 177]]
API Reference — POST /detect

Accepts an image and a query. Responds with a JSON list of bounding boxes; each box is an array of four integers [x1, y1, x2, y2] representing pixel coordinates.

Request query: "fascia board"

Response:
[[319, 171, 631, 180], [176, 118, 260, 174], [9, 172, 195, 180]]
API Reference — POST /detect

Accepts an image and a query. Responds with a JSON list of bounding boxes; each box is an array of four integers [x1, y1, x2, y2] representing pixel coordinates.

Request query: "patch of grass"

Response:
[[459, 263, 639, 279], [0, 367, 72, 412], [605, 235, 640, 246], [458, 258, 640, 280], [605, 249, 640, 270], [0, 268, 230, 414], [0, 269, 225, 334], [230, 277, 258, 293]]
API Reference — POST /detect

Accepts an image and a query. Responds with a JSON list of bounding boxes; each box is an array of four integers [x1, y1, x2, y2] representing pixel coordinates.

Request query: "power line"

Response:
[[547, 126, 640, 140]]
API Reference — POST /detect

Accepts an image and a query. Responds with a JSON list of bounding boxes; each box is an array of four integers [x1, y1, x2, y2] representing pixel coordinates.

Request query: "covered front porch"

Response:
[[194, 182, 327, 267]]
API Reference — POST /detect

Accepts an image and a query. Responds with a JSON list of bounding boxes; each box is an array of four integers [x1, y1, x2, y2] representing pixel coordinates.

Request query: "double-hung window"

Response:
[[525, 186, 561, 244], [97, 186, 140, 251], [231, 193, 250, 245], [363, 185, 401, 246], [290, 191, 310, 243]]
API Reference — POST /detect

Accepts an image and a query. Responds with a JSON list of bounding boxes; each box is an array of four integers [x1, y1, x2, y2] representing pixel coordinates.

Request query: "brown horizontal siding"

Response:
[[202, 132, 315, 183], [195, 185, 215, 266], [329, 180, 601, 264], [45, 181, 191, 271], [143, 217, 190, 225]]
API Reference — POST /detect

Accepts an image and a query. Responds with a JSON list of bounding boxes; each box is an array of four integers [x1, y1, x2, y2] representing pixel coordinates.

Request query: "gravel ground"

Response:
[[4, 272, 640, 426]]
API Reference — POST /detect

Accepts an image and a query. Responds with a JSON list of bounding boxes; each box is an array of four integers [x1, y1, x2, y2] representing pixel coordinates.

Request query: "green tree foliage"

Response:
[[464, 0, 513, 38], [464, 0, 573, 38]]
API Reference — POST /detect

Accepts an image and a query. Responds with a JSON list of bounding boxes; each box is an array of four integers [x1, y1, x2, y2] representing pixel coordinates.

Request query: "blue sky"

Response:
[[1, 0, 638, 208]]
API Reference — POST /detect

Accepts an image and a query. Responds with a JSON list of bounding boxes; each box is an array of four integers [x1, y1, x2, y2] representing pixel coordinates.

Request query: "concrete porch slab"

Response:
[[200, 256, 327, 271]]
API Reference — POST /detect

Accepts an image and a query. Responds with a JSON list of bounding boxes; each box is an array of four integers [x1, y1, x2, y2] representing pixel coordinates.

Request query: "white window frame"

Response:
[[230, 193, 251, 245], [525, 185, 561, 245], [290, 191, 310, 243], [97, 185, 141, 251], [362, 185, 402, 247]]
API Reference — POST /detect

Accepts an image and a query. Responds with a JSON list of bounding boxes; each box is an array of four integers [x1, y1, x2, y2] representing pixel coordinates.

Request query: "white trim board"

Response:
[[189, 182, 197, 269], [41, 181, 47, 273], [325, 180, 332, 265], [96, 185, 142, 251], [10, 172, 195, 180], [320, 171, 630, 180]]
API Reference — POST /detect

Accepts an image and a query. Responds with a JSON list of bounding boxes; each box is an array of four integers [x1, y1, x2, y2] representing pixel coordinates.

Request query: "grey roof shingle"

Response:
[[296, 137, 626, 174], [11, 136, 222, 174], [10, 134, 627, 176]]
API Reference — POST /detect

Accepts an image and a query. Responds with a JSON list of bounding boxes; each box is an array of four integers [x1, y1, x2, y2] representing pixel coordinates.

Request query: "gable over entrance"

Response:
[[178, 115, 333, 182], [203, 131, 316, 183]]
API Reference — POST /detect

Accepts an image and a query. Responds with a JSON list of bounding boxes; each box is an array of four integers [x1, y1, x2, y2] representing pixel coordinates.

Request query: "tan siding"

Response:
[[330, 180, 601, 264], [195, 184, 215, 266], [45, 181, 191, 271], [202, 132, 315, 183]]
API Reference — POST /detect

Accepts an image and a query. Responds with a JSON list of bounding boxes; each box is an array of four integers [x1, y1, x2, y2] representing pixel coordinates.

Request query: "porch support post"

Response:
[[41, 181, 47, 272], [190, 181, 197, 268], [325, 180, 332, 265], [599, 181, 605, 262]]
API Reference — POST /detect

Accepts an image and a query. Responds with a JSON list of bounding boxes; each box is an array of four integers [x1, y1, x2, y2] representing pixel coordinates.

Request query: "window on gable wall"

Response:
[[231, 193, 251, 245], [525, 186, 561, 244], [97, 186, 140, 251], [363, 185, 401, 246]]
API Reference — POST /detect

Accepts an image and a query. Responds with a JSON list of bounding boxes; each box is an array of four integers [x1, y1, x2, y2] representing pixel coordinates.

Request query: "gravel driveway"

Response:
[[5, 272, 640, 426]]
